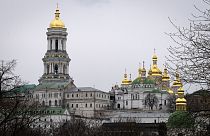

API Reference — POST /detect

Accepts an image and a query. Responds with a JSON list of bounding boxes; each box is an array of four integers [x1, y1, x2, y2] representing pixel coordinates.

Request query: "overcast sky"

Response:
[[0, 0, 207, 92]]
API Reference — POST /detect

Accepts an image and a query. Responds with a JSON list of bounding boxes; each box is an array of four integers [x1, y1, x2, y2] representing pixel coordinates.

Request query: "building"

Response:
[[111, 53, 173, 111], [32, 6, 109, 120], [186, 90, 210, 112]]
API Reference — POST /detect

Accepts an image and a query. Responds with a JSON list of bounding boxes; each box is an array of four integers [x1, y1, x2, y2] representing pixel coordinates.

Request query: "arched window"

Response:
[[49, 100, 51, 106], [54, 64, 58, 74], [55, 40, 58, 52], [47, 65, 49, 74], [50, 40, 52, 50], [55, 100, 57, 106]]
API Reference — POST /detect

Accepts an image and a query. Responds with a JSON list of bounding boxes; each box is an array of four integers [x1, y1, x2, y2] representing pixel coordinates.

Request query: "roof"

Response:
[[13, 84, 36, 94], [38, 107, 69, 115], [78, 87, 107, 93], [132, 77, 155, 85], [34, 82, 70, 90]]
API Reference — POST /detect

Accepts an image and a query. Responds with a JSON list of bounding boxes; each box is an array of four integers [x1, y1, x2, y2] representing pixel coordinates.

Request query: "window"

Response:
[[72, 94, 74, 97], [55, 40, 58, 52], [90, 93, 92, 97], [49, 100, 51, 106], [67, 103, 69, 108], [126, 101, 128, 105], [164, 100, 167, 105], [67, 94, 69, 98], [76, 94, 79, 97], [71, 104, 73, 108], [55, 100, 57, 106], [86, 93, 88, 97], [59, 100, 61, 106], [85, 103, 87, 108], [47, 65, 49, 74], [54, 64, 58, 74], [50, 40, 52, 50], [90, 104, 92, 108], [76, 104, 78, 108]]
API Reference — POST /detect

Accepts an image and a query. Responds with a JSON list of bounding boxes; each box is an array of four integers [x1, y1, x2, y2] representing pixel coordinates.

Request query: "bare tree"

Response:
[[166, 0, 210, 90], [0, 60, 42, 136], [144, 93, 159, 110], [166, 95, 176, 113]]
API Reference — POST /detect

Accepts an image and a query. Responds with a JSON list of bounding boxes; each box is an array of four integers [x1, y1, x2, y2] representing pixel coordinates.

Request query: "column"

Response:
[[63, 40, 66, 50], [52, 39, 55, 50], [47, 39, 50, 50]]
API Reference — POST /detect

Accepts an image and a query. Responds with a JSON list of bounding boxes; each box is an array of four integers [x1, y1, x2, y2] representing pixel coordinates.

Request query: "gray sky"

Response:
[[0, 0, 207, 92]]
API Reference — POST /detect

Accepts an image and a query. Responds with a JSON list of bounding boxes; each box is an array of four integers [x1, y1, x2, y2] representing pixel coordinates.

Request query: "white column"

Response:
[[58, 40, 62, 50], [52, 39, 55, 50], [47, 40, 50, 50], [67, 65, 69, 74], [64, 40, 66, 50]]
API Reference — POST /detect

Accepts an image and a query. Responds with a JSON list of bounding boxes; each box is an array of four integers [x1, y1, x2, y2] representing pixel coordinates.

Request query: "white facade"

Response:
[[65, 87, 110, 117], [112, 85, 169, 111]]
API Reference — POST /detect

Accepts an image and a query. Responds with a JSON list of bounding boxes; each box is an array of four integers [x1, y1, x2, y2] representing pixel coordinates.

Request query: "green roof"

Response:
[[132, 77, 155, 85], [32, 107, 67, 115], [13, 84, 36, 94], [34, 82, 69, 90]]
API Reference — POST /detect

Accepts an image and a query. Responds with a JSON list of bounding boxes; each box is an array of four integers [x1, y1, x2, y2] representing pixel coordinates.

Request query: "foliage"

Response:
[[166, 0, 210, 90], [167, 111, 195, 128], [143, 93, 159, 110], [0, 60, 42, 136], [166, 95, 176, 113]]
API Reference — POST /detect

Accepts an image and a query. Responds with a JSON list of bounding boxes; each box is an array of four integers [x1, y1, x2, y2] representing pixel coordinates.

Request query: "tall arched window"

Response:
[[47, 65, 49, 74], [55, 40, 58, 52], [50, 40, 52, 50], [55, 100, 57, 106], [49, 100, 51, 106], [54, 64, 58, 74]]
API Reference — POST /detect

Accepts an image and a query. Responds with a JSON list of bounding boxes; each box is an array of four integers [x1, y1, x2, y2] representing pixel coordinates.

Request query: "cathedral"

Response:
[[111, 52, 186, 111]]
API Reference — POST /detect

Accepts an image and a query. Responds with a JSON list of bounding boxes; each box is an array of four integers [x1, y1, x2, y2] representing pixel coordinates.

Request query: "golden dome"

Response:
[[176, 86, 187, 111], [151, 65, 162, 76], [121, 71, 132, 85], [50, 7, 65, 28], [172, 72, 182, 87], [162, 68, 170, 81], [152, 54, 158, 60]]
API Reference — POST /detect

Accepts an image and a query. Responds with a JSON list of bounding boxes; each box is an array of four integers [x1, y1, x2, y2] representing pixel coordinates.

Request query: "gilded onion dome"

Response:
[[162, 67, 170, 81], [151, 53, 162, 76], [121, 70, 132, 85], [148, 65, 152, 77], [172, 72, 182, 87], [176, 87, 187, 111], [50, 6, 65, 28]]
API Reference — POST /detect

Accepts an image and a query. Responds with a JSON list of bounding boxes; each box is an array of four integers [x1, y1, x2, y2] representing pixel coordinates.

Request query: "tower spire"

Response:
[[50, 4, 65, 28]]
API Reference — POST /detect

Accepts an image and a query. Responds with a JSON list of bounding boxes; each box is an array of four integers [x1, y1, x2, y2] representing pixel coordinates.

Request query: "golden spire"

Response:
[[121, 69, 132, 85], [172, 70, 182, 87], [151, 50, 162, 76], [162, 65, 170, 81], [50, 4, 65, 28], [142, 61, 146, 72], [176, 87, 187, 111], [148, 64, 152, 77]]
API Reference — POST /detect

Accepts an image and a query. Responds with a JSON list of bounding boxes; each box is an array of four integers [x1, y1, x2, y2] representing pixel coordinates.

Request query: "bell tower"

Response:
[[39, 7, 72, 83]]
